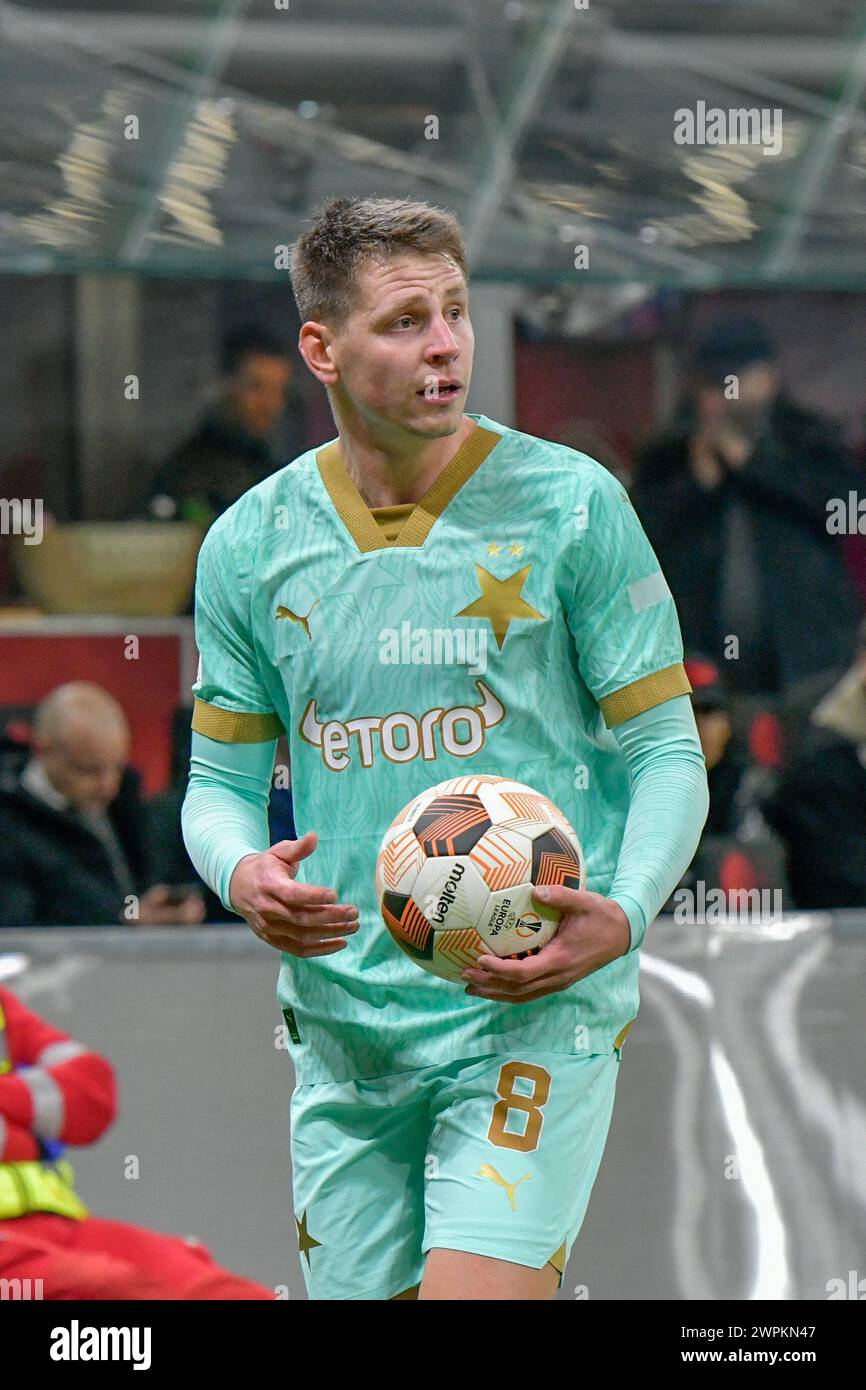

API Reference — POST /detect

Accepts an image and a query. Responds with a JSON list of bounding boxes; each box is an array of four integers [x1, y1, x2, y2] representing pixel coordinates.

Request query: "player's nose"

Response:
[[424, 315, 461, 359]]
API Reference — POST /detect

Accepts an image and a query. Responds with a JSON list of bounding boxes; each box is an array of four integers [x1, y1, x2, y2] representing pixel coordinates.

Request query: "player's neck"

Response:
[[333, 415, 477, 509]]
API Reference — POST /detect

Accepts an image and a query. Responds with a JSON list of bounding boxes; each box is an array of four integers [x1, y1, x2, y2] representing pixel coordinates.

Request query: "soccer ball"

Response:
[[375, 774, 585, 982]]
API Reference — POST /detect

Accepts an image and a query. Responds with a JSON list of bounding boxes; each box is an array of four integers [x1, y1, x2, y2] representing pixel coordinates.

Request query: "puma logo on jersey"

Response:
[[476, 1163, 533, 1211], [299, 678, 505, 771], [276, 599, 320, 640]]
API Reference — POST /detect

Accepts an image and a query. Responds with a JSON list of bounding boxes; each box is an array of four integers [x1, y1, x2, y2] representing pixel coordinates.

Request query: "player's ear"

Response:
[[298, 322, 338, 385]]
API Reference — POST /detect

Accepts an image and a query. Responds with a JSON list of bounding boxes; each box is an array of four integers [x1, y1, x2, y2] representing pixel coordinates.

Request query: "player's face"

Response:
[[333, 251, 474, 439]]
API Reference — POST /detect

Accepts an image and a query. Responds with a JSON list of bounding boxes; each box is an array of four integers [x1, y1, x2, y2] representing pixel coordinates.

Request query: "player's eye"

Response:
[[393, 315, 415, 329]]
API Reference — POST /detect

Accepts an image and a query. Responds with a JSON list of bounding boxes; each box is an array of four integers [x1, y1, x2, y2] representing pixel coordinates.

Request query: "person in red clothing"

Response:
[[0, 984, 273, 1299]]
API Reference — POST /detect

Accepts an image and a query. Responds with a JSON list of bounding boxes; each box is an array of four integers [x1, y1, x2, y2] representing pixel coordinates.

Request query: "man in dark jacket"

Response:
[[764, 619, 866, 909], [147, 326, 295, 529], [632, 316, 864, 697], [0, 683, 204, 928]]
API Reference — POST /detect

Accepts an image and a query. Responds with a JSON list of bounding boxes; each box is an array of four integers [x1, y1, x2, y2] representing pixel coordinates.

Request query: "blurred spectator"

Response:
[[764, 617, 866, 909], [662, 652, 787, 909], [777, 660, 850, 761], [0, 682, 204, 928], [0, 983, 272, 1298], [687, 653, 752, 837], [147, 325, 294, 530], [633, 315, 864, 698], [0, 454, 47, 605]]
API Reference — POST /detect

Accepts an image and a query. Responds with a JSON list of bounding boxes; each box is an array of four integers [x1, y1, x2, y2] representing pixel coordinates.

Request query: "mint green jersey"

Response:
[[191, 413, 691, 1083]]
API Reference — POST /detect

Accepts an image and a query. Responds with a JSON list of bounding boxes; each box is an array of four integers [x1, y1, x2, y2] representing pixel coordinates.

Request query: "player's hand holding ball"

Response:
[[230, 831, 359, 955], [463, 885, 631, 1003]]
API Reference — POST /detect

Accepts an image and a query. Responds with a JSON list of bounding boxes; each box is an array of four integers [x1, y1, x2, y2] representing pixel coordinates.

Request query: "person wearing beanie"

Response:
[[632, 315, 864, 698]]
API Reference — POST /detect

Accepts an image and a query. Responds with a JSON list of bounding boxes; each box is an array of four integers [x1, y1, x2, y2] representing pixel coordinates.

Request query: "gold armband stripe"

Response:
[[598, 662, 692, 728], [192, 697, 283, 743]]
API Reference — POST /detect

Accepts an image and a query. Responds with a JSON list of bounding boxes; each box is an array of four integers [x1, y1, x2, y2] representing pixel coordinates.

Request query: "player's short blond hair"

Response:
[[289, 196, 468, 332]]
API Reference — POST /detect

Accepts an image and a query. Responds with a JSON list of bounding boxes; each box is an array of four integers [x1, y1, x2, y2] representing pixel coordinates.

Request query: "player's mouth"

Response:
[[417, 382, 463, 400]]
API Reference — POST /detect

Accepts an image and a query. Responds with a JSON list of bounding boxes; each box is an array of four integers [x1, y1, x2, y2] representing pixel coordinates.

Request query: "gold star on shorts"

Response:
[[296, 1210, 322, 1266]]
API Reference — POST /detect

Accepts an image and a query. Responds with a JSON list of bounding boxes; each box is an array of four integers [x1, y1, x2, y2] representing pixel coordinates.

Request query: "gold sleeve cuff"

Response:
[[192, 697, 283, 743], [598, 662, 692, 728]]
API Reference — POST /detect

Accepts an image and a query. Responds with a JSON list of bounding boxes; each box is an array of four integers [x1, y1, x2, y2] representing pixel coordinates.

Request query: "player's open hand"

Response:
[[461, 885, 631, 1003], [229, 831, 359, 955]]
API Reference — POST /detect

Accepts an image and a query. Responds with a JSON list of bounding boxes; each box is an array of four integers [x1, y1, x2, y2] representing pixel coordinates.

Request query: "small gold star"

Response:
[[487, 541, 502, 556], [456, 563, 545, 650], [296, 1210, 322, 1267], [508, 542, 523, 557]]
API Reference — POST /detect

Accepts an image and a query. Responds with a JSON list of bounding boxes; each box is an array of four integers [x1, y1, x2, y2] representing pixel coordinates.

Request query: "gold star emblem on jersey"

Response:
[[456, 563, 545, 650], [476, 1163, 533, 1212], [295, 1210, 322, 1266], [276, 598, 320, 640]]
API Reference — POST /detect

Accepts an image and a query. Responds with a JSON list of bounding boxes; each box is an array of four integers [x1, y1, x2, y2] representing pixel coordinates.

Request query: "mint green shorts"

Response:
[[288, 1046, 622, 1300]]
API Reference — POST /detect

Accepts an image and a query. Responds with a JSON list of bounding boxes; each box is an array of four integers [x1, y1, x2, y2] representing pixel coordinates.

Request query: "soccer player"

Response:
[[182, 196, 709, 1301]]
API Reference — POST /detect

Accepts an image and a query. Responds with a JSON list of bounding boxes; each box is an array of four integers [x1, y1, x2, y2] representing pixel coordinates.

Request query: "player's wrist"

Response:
[[227, 851, 264, 914], [607, 893, 646, 953]]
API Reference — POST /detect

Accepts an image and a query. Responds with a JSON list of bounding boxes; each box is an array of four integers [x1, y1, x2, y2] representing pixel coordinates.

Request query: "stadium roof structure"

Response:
[[1, 0, 866, 287]]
